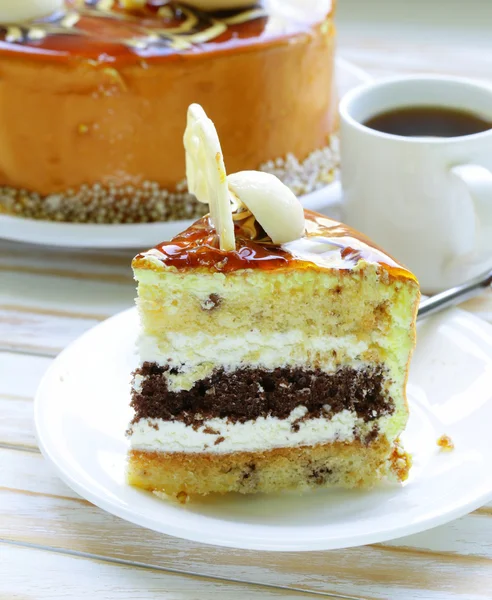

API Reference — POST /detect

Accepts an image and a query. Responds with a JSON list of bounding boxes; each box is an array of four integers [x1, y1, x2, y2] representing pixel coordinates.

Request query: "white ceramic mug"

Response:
[[339, 75, 492, 293]]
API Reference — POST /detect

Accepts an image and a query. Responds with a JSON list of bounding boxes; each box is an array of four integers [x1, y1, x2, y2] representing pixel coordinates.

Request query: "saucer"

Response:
[[35, 306, 492, 551]]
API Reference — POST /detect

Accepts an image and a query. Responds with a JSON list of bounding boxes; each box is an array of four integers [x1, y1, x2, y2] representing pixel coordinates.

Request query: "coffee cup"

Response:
[[339, 75, 492, 293]]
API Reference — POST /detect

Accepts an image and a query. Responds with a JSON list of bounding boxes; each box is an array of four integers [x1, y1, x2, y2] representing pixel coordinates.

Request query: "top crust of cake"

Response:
[[0, 0, 334, 63], [133, 209, 418, 283]]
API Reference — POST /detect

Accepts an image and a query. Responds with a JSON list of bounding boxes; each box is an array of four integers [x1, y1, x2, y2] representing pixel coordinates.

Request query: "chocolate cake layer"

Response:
[[131, 363, 394, 426]]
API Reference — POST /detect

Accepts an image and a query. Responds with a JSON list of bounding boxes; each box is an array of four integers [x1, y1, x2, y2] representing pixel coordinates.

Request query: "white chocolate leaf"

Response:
[[183, 104, 235, 251], [0, 0, 63, 23], [227, 171, 305, 244]]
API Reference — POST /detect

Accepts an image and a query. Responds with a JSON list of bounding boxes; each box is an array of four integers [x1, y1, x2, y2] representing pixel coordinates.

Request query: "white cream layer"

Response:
[[137, 330, 369, 391], [129, 407, 390, 454]]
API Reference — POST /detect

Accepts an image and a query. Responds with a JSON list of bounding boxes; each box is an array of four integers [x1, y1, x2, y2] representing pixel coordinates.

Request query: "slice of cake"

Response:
[[127, 105, 420, 500]]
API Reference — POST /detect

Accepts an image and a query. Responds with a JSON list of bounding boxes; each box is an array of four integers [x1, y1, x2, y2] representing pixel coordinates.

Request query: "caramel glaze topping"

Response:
[[0, 0, 334, 64], [134, 210, 417, 283]]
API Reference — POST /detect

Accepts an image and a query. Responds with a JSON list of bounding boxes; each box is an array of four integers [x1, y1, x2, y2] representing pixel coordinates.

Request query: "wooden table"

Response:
[[2, 10, 492, 600]]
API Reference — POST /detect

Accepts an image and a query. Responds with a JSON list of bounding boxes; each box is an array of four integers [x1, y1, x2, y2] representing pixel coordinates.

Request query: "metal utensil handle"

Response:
[[417, 269, 492, 321]]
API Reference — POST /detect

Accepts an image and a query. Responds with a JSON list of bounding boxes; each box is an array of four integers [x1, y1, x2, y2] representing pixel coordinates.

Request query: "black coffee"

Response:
[[363, 106, 491, 138]]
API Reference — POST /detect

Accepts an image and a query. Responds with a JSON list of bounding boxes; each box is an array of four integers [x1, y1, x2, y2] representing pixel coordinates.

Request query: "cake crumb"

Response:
[[389, 438, 412, 482], [203, 426, 219, 435], [176, 491, 189, 504], [153, 490, 189, 504], [201, 293, 222, 311], [437, 434, 454, 452]]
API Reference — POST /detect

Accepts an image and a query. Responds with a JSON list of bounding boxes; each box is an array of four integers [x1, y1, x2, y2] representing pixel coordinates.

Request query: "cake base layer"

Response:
[[128, 438, 411, 501]]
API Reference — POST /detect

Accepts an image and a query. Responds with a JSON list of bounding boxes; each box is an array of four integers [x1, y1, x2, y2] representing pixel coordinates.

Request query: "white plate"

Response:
[[35, 307, 492, 552], [0, 58, 370, 249]]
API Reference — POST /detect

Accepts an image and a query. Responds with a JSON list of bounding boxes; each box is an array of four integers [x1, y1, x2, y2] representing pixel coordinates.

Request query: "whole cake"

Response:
[[0, 0, 336, 223], [127, 104, 420, 501]]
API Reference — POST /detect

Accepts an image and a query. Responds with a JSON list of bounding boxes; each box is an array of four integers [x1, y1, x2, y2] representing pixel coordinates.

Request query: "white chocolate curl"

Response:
[[183, 104, 305, 250], [228, 171, 305, 244], [0, 0, 63, 23], [184, 104, 235, 251]]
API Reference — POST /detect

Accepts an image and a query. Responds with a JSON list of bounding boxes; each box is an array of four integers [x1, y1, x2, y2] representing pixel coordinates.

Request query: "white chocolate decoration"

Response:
[[184, 104, 235, 252], [0, 0, 63, 23], [183, 103, 305, 249], [182, 1, 257, 11], [228, 171, 305, 244]]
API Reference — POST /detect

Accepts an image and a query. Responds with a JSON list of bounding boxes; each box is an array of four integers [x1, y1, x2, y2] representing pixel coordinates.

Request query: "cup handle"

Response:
[[450, 164, 492, 269]]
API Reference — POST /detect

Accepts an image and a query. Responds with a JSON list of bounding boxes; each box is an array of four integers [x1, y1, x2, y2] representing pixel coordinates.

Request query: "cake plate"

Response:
[[35, 306, 492, 552], [0, 58, 370, 249]]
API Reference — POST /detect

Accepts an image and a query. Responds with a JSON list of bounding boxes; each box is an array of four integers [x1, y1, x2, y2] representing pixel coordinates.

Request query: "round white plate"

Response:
[[0, 58, 370, 249], [35, 307, 492, 552]]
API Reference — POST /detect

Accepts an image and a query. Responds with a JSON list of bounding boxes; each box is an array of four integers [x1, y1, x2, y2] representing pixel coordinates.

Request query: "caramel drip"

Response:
[[135, 210, 417, 282], [0, 0, 279, 60]]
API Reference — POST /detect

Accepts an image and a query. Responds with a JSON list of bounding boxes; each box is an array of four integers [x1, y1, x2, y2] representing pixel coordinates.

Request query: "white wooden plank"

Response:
[[2, 488, 491, 600], [0, 263, 134, 354], [0, 353, 48, 449], [0, 307, 102, 355], [0, 241, 134, 356], [0, 271, 134, 316], [383, 518, 492, 557], [0, 239, 132, 277], [0, 450, 78, 499], [0, 544, 318, 600], [1, 449, 492, 600], [0, 397, 35, 448], [0, 352, 51, 399]]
